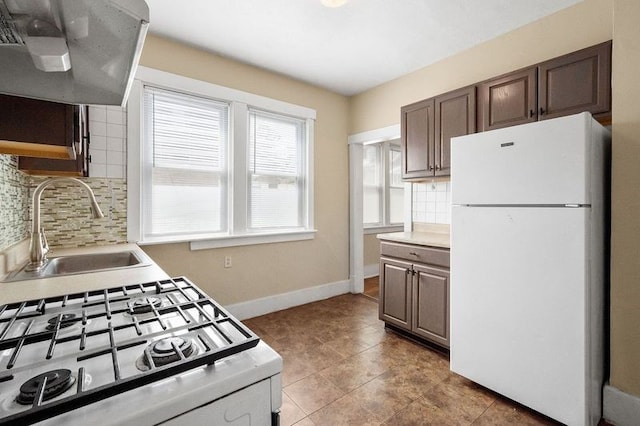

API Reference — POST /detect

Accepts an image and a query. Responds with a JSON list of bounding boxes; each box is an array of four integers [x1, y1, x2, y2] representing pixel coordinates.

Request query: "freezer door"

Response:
[[451, 112, 592, 205], [450, 206, 601, 426]]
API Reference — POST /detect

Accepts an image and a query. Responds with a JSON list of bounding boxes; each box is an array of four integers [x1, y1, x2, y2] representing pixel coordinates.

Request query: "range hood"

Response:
[[0, 0, 149, 106]]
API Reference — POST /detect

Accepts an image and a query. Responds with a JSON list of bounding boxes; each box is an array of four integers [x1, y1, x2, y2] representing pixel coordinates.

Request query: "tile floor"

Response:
[[243, 286, 561, 425]]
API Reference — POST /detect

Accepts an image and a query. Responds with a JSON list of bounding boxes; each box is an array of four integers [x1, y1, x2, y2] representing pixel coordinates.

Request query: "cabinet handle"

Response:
[[529, 109, 535, 118], [409, 252, 419, 256], [435, 165, 440, 170], [539, 107, 546, 116], [429, 165, 434, 171]]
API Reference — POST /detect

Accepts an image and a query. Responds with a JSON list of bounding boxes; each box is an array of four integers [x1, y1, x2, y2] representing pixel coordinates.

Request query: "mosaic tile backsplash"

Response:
[[412, 180, 451, 224], [0, 155, 30, 251], [29, 177, 127, 249]]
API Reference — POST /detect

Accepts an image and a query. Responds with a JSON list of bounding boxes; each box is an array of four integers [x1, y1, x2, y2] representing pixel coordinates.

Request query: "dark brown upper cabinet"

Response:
[[0, 94, 83, 160], [401, 86, 475, 180], [401, 98, 435, 180], [538, 41, 611, 122], [479, 41, 612, 131], [478, 68, 537, 132], [18, 106, 90, 177], [434, 86, 476, 176]]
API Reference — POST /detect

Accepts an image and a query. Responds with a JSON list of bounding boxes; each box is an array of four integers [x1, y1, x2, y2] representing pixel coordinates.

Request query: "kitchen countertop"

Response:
[[0, 243, 170, 305], [377, 223, 450, 249]]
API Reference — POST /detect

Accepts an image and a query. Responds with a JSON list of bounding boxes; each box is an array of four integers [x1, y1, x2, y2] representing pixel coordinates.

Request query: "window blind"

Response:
[[363, 143, 382, 225], [143, 86, 229, 237], [248, 110, 305, 229]]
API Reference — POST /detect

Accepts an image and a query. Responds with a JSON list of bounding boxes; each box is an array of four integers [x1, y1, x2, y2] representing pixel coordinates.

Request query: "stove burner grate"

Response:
[[16, 369, 75, 405]]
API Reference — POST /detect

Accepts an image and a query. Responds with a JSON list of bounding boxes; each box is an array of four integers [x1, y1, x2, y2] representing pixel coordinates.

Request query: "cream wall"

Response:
[[363, 234, 380, 268], [349, 0, 613, 134], [610, 0, 640, 397], [350, 0, 640, 400], [138, 35, 350, 306]]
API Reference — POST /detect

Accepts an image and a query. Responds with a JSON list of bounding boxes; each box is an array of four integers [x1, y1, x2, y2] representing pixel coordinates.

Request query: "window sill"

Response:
[[137, 230, 317, 250], [363, 225, 403, 235]]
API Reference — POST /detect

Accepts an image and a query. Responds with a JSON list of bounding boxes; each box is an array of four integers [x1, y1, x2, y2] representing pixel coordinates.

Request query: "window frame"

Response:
[[362, 139, 404, 234], [127, 66, 316, 249]]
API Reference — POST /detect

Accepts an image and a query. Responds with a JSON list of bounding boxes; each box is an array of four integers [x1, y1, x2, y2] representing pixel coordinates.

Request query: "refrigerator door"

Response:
[[450, 205, 600, 426], [451, 112, 592, 206]]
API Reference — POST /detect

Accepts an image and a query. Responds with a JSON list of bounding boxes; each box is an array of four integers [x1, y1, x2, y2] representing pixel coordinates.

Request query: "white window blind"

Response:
[[248, 110, 305, 229], [143, 86, 229, 238], [363, 143, 382, 225], [363, 140, 403, 228], [389, 146, 404, 224]]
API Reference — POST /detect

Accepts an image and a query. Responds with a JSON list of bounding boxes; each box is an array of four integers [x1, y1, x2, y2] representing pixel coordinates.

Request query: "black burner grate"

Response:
[[0, 277, 260, 425]]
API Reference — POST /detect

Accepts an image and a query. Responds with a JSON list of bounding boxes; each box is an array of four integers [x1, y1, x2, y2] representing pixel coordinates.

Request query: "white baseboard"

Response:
[[225, 279, 351, 320], [364, 263, 379, 279], [603, 383, 640, 426]]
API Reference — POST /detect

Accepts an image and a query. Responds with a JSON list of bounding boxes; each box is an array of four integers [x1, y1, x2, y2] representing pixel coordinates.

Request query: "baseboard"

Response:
[[603, 383, 640, 426], [364, 263, 379, 279], [225, 279, 351, 320]]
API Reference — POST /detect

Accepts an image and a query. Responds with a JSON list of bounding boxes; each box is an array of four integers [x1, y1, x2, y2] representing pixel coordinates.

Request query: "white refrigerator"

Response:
[[450, 112, 610, 426]]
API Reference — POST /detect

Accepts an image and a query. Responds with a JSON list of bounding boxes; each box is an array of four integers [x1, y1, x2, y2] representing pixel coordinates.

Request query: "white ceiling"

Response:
[[145, 0, 583, 96]]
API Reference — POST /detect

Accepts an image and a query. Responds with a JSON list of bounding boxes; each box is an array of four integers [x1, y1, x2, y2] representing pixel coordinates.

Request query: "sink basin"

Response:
[[2, 251, 149, 282], [46, 251, 143, 275]]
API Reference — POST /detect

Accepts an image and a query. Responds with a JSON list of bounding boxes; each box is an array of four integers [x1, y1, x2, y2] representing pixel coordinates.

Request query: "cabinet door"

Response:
[[401, 98, 435, 180], [478, 67, 537, 132], [18, 106, 89, 176], [538, 41, 611, 121], [412, 264, 450, 347], [0, 94, 77, 159], [379, 257, 413, 331], [434, 86, 476, 177]]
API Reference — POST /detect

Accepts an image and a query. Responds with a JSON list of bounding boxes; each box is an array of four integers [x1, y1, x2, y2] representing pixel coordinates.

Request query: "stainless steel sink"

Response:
[[2, 251, 149, 282]]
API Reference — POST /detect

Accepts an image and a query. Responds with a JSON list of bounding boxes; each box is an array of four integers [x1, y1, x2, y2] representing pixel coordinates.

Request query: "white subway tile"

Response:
[[91, 135, 107, 150], [90, 121, 107, 137], [107, 150, 124, 166], [106, 123, 124, 138], [107, 137, 124, 153], [106, 109, 124, 125], [89, 106, 107, 122], [90, 163, 107, 178], [91, 149, 107, 165], [107, 165, 125, 179]]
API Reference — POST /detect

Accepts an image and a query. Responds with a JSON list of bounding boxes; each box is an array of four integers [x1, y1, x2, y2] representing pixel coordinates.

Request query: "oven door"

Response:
[[160, 379, 276, 426]]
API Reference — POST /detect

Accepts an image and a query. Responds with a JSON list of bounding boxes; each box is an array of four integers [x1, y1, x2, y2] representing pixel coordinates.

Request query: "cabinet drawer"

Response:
[[380, 242, 449, 268]]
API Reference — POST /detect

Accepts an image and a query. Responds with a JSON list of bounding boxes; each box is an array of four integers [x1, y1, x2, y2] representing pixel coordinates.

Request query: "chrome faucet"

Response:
[[28, 178, 105, 271]]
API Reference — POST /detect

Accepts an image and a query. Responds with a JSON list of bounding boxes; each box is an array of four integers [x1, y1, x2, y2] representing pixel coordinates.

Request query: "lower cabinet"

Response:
[[379, 242, 450, 348]]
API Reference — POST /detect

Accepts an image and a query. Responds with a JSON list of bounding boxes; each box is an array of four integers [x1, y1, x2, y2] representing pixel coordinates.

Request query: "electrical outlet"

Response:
[[224, 256, 232, 268]]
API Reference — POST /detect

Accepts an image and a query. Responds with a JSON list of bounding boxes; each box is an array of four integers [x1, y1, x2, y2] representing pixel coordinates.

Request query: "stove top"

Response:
[[0, 277, 260, 425]]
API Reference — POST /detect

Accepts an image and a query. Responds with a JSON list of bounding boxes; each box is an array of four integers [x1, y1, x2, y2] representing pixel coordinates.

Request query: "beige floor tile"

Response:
[[284, 372, 346, 414], [309, 393, 381, 426], [280, 392, 307, 426]]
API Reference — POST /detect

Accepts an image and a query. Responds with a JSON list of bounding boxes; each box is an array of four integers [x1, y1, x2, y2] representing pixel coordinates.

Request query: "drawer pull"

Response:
[[409, 252, 419, 256]]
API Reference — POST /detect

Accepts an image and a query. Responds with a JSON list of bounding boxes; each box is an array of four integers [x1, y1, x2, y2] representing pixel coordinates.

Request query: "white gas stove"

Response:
[[0, 277, 282, 425]]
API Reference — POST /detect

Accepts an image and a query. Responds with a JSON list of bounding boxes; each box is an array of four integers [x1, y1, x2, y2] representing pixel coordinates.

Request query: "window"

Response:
[[248, 110, 306, 230], [363, 140, 404, 229], [128, 67, 315, 248]]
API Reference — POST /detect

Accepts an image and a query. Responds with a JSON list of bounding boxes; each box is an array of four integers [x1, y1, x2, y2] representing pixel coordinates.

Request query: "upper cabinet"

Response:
[[401, 98, 435, 180], [401, 86, 475, 180], [478, 68, 537, 131], [18, 106, 90, 177], [0, 94, 90, 176], [0, 94, 81, 160], [434, 87, 476, 177], [537, 41, 611, 122], [478, 41, 612, 132]]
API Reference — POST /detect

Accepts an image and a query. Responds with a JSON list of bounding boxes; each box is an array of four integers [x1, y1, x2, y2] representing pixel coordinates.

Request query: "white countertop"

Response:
[[0, 243, 170, 305], [377, 231, 451, 249]]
